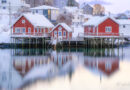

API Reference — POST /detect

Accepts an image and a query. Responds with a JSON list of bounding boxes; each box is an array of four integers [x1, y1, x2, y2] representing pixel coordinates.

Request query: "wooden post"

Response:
[[36, 38, 37, 48], [42, 38, 44, 48]]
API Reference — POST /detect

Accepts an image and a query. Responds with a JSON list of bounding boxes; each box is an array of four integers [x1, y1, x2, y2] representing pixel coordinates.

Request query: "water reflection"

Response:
[[84, 48, 120, 77], [0, 47, 128, 90]]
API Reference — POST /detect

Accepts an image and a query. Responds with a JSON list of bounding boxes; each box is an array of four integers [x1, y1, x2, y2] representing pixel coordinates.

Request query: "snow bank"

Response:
[[0, 25, 10, 43], [0, 9, 16, 44], [72, 26, 84, 38]]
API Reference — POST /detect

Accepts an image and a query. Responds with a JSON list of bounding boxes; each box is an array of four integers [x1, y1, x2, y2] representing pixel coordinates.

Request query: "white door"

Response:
[[54, 31, 57, 39]]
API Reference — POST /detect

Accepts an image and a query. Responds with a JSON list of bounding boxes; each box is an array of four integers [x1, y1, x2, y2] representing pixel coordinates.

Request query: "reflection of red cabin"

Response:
[[12, 13, 54, 37], [13, 57, 49, 77], [50, 23, 73, 40], [84, 57, 119, 76], [84, 16, 119, 36]]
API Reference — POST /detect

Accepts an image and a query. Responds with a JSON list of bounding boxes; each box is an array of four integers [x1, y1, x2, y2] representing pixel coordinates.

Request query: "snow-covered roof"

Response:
[[117, 19, 130, 25], [84, 16, 119, 26], [63, 6, 82, 13], [12, 13, 54, 28], [51, 23, 72, 32], [31, 5, 59, 10]]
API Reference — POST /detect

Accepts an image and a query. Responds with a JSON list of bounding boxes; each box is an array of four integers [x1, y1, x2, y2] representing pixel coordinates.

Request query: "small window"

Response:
[[105, 62, 111, 70], [36, 10, 38, 13], [105, 27, 112, 33], [58, 31, 62, 36], [63, 31, 66, 36], [28, 28, 31, 33], [54, 31, 57, 35], [3, 7, 6, 9], [22, 28, 26, 33], [2, 0, 7, 3], [40, 28, 42, 33], [58, 26, 62, 30], [22, 20, 25, 24], [15, 28, 20, 33], [123, 25, 126, 28]]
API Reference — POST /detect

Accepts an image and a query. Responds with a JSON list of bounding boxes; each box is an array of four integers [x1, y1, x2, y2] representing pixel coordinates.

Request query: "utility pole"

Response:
[[9, 2, 12, 25]]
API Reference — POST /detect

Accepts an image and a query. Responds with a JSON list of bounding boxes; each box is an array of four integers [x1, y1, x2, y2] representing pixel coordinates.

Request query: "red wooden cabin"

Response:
[[84, 57, 119, 76], [50, 23, 72, 40], [84, 16, 119, 36], [11, 13, 54, 38]]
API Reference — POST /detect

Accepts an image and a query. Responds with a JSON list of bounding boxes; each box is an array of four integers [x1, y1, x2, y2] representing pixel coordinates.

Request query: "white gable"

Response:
[[84, 16, 119, 26]]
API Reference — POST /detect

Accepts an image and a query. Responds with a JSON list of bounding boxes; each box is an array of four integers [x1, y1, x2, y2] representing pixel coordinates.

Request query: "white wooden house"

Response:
[[117, 19, 130, 36], [0, 0, 29, 11]]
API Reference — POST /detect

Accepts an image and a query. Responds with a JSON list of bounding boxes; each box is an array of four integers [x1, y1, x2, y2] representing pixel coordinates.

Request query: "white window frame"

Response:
[[105, 26, 112, 33], [54, 31, 57, 36], [63, 31, 66, 36], [105, 62, 112, 70], [22, 28, 26, 34], [58, 26, 62, 31], [15, 28, 21, 33], [28, 27, 31, 33], [58, 30, 62, 36], [22, 20, 25, 24]]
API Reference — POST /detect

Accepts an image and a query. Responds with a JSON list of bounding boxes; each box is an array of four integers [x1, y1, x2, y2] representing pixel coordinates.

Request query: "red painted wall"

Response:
[[13, 16, 52, 36], [98, 18, 119, 36], [13, 16, 34, 35], [84, 26, 97, 35], [84, 18, 119, 36], [98, 60, 119, 76], [51, 25, 72, 40]]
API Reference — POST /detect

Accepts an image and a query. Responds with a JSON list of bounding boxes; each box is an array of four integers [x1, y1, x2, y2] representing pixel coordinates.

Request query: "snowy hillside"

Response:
[[0, 10, 15, 44]]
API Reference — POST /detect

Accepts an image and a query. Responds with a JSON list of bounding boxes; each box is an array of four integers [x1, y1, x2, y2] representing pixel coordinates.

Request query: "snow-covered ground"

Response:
[[72, 25, 84, 38]]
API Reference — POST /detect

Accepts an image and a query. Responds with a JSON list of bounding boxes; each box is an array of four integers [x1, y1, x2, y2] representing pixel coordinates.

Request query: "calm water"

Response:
[[0, 46, 130, 90]]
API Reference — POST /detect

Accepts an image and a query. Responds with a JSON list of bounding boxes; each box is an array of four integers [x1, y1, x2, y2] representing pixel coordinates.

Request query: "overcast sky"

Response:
[[76, 0, 130, 14]]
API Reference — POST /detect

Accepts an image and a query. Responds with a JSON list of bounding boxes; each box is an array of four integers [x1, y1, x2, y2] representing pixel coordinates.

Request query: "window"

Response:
[[15, 28, 20, 33], [105, 62, 111, 70], [123, 25, 126, 28], [2, 0, 7, 3], [22, 20, 25, 24], [22, 28, 26, 33], [54, 31, 57, 36], [58, 26, 62, 30], [36, 10, 38, 13], [3, 7, 6, 9], [28, 28, 31, 33], [40, 28, 42, 33], [48, 10, 51, 15], [58, 31, 62, 36], [105, 27, 112, 33], [63, 31, 66, 36]]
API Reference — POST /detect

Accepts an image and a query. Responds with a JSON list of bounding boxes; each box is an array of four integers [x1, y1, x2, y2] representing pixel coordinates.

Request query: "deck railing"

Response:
[[78, 33, 124, 37], [11, 33, 50, 37]]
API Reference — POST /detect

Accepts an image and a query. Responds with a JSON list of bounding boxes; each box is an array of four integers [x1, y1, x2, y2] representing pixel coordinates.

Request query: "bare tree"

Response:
[[57, 12, 73, 26], [14, 7, 30, 18]]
